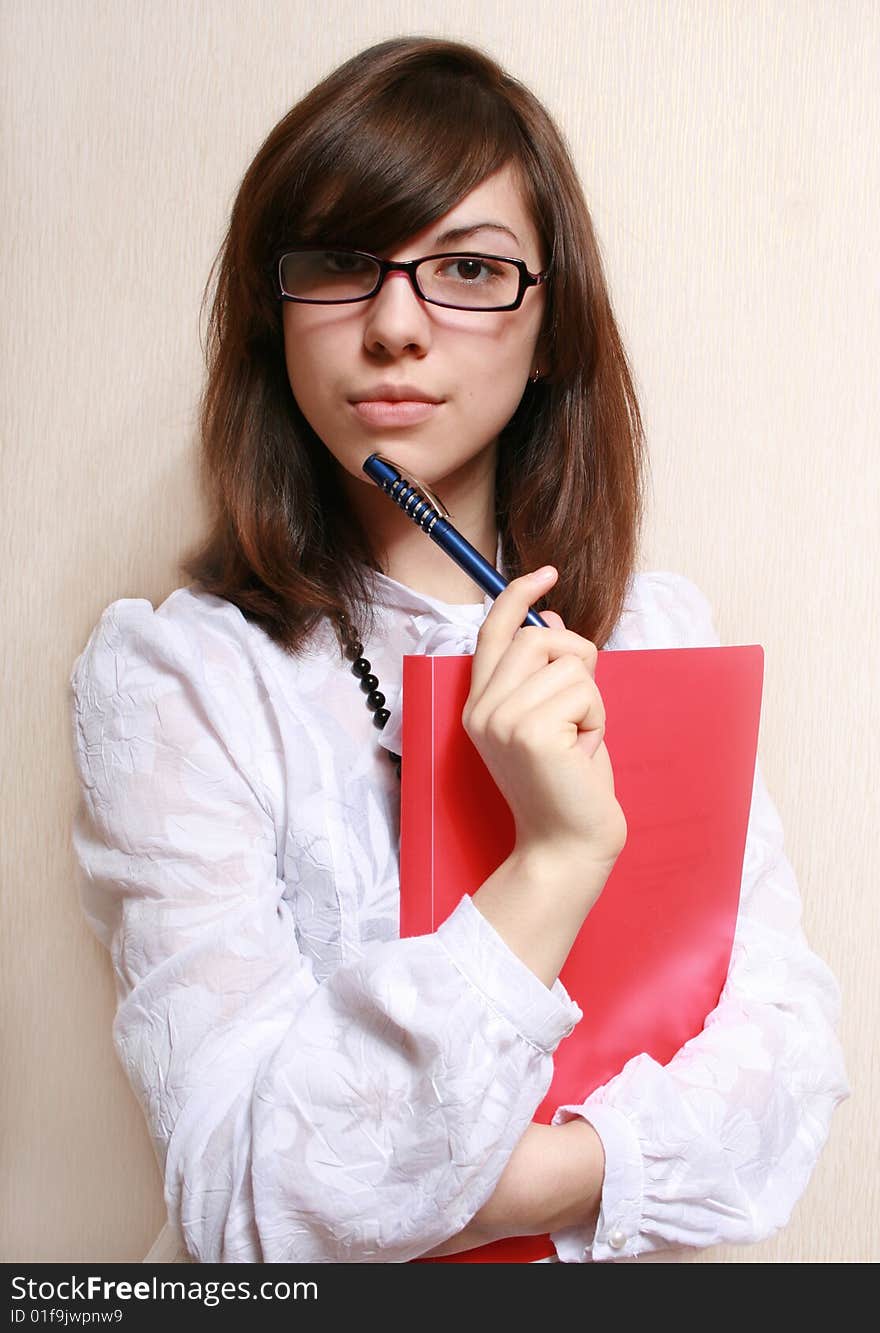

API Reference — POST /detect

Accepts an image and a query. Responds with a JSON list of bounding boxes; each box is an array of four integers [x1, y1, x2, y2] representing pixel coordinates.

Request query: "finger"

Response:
[[479, 650, 598, 735], [468, 567, 558, 700], [515, 606, 598, 679], [469, 625, 598, 737], [490, 670, 606, 752], [529, 609, 598, 679], [477, 617, 599, 716], [540, 609, 565, 630]]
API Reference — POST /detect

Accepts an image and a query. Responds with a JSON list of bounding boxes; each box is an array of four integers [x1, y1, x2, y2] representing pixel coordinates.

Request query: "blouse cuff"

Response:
[[434, 894, 582, 1054], [550, 1101, 644, 1262]]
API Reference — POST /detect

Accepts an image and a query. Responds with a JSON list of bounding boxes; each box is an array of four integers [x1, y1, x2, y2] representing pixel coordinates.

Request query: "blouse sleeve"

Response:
[[69, 595, 581, 1264], [549, 574, 851, 1262]]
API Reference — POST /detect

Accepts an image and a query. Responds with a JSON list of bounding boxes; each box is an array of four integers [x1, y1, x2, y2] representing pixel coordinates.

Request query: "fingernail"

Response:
[[534, 566, 556, 580]]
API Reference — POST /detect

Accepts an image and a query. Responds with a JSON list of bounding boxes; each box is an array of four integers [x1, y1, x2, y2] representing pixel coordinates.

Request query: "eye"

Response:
[[323, 251, 373, 273], [436, 256, 505, 284]]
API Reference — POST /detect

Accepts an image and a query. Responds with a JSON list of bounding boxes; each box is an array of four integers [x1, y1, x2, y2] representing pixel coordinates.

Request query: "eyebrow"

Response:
[[432, 221, 521, 248]]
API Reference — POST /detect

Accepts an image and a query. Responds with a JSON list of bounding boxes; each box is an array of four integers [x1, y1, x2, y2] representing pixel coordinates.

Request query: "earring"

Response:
[[529, 368, 543, 383]]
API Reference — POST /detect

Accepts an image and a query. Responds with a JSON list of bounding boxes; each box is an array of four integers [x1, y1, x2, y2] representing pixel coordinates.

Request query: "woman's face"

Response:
[[281, 162, 548, 493]]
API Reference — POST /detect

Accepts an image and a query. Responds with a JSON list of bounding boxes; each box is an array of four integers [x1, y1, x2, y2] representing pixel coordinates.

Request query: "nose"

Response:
[[361, 268, 432, 359]]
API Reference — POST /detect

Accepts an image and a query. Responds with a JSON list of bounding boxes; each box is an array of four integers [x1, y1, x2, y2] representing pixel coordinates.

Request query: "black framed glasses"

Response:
[[273, 245, 550, 312]]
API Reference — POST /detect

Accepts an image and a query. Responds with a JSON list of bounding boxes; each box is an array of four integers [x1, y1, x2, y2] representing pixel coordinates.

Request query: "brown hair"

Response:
[[181, 36, 649, 658]]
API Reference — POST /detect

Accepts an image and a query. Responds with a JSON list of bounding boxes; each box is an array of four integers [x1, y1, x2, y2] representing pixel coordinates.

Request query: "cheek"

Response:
[[491, 308, 542, 373], [458, 359, 532, 435], [285, 346, 311, 394], [463, 326, 535, 396], [281, 314, 302, 385], [282, 322, 334, 409]]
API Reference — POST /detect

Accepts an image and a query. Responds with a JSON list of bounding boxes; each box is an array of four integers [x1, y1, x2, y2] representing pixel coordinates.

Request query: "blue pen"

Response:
[[361, 453, 550, 629]]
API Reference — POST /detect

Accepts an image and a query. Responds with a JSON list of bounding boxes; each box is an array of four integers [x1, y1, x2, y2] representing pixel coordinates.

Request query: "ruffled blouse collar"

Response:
[[360, 531, 504, 622], [353, 533, 504, 758]]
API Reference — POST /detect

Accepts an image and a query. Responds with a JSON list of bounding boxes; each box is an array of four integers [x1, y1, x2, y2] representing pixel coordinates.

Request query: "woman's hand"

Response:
[[418, 1119, 606, 1258], [463, 567, 627, 885]]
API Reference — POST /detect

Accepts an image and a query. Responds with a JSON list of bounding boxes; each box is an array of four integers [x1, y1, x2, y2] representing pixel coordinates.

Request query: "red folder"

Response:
[[400, 644, 764, 1262]]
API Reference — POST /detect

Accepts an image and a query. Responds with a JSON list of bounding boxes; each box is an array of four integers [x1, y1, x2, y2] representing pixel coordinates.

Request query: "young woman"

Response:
[[69, 36, 849, 1264]]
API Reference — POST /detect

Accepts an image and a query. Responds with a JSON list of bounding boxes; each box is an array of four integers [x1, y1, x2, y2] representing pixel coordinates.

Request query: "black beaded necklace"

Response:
[[334, 609, 402, 781]]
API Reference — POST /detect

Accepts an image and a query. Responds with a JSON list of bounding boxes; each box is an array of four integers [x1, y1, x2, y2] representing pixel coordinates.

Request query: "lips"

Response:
[[351, 400, 441, 426], [351, 383, 443, 404]]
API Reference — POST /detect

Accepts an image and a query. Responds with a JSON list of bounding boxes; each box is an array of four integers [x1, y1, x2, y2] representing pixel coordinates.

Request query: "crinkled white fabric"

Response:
[[68, 540, 849, 1263]]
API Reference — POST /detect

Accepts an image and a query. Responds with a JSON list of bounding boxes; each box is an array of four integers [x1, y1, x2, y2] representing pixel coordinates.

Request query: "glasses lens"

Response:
[[416, 254, 520, 309], [279, 250, 380, 302]]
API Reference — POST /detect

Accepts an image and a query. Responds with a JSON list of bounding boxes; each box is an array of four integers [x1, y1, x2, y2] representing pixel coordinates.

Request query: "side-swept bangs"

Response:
[[285, 60, 529, 256]]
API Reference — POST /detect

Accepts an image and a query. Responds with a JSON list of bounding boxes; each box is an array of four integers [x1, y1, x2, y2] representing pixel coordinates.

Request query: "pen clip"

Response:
[[373, 454, 451, 520]]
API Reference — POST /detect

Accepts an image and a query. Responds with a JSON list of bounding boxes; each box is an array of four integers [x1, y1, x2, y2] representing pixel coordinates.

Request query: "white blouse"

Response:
[[68, 548, 849, 1263]]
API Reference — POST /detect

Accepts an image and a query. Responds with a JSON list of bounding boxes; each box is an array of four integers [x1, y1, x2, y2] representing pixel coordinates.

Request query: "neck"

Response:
[[337, 446, 499, 604]]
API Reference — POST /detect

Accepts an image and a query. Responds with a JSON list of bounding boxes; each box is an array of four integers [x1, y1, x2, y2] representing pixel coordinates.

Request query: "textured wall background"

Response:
[[2, 0, 876, 1262]]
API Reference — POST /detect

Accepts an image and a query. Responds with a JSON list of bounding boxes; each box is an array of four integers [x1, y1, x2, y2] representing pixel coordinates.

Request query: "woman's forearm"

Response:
[[419, 1118, 605, 1258]]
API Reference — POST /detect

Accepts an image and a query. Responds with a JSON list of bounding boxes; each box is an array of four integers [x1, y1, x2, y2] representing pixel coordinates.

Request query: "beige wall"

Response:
[[3, 0, 877, 1262]]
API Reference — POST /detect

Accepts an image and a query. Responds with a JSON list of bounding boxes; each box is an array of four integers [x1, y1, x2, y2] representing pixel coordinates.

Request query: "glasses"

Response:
[[274, 246, 549, 312]]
